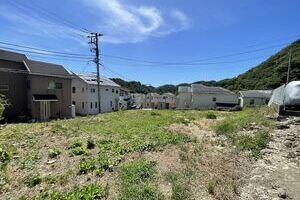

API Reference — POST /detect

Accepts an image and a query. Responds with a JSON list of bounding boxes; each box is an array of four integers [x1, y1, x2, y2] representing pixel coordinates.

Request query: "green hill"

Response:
[[112, 39, 300, 93], [219, 39, 300, 90]]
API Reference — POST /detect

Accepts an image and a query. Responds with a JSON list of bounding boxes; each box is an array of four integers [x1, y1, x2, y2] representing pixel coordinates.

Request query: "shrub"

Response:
[[48, 148, 61, 159], [98, 153, 110, 171], [207, 180, 216, 195], [24, 173, 42, 187], [237, 131, 270, 157], [70, 147, 86, 156], [0, 148, 10, 169], [87, 137, 95, 149], [79, 157, 96, 175], [68, 141, 82, 149], [206, 112, 217, 119]]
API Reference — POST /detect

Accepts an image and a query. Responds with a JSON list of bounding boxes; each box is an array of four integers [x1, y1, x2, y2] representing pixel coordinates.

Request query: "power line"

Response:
[[100, 42, 290, 66], [8, 0, 90, 35], [102, 64, 132, 81], [0, 46, 93, 60], [0, 41, 93, 57]]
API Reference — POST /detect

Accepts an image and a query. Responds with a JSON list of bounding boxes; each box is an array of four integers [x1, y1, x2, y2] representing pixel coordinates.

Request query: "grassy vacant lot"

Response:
[[0, 108, 274, 200]]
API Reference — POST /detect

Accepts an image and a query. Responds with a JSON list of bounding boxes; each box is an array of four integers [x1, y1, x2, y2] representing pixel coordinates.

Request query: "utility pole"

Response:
[[286, 48, 292, 85], [89, 32, 103, 113]]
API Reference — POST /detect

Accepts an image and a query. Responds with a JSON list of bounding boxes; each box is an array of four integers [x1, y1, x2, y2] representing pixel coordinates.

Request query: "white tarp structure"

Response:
[[268, 81, 300, 107]]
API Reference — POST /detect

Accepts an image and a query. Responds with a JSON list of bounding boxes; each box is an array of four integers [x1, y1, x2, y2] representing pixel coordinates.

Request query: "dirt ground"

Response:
[[240, 118, 300, 200]]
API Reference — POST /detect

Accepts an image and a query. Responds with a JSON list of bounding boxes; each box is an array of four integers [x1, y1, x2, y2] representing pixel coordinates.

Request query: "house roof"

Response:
[[162, 93, 175, 97], [74, 73, 120, 87], [239, 90, 272, 98], [25, 60, 71, 78], [0, 49, 27, 63], [191, 84, 235, 95]]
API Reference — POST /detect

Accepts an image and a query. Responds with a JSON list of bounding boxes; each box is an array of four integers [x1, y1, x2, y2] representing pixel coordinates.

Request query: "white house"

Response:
[[72, 73, 120, 115], [177, 84, 239, 109], [239, 90, 272, 107], [144, 93, 161, 109]]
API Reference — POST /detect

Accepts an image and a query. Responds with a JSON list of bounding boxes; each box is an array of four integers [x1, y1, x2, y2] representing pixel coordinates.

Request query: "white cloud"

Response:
[[86, 0, 190, 44]]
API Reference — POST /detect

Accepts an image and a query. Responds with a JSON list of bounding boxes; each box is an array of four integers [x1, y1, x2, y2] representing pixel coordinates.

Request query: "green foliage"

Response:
[[215, 108, 273, 157], [237, 131, 270, 157], [34, 184, 109, 200], [118, 159, 163, 200], [0, 148, 10, 170], [48, 148, 61, 159], [68, 141, 83, 149], [79, 157, 96, 175], [207, 179, 216, 195], [87, 137, 96, 149], [24, 173, 42, 187], [164, 171, 191, 200], [206, 112, 217, 119], [70, 147, 86, 156]]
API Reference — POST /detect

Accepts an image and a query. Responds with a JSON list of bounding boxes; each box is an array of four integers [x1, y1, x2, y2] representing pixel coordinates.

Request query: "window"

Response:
[[72, 87, 76, 93], [0, 85, 9, 91], [55, 83, 62, 89], [95, 102, 98, 108], [212, 97, 217, 102], [48, 82, 55, 89], [48, 82, 62, 89], [116, 90, 119, 94], [106, 88, 109, 91], [250, 99, 255, 105], [112, 89, 115, 93], [90, 88, 96, 93], [72, 101, 76, 105], [110, 101, 113, 107], [90, 102, 93, 109], [82, 88, 84, 93], [82, 102, 85, 109]]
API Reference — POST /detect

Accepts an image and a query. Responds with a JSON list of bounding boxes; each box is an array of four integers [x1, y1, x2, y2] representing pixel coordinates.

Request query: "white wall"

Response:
[[176, 92, 192, 109], [72, 78, 119, 115], [240, 97, 269, 107], [192, 93, 238, 109]]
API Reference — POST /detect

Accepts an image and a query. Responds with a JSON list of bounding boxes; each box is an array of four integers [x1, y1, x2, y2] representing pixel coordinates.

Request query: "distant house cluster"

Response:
[[2, 49, 299, 121], [131, 93, 176, 109]]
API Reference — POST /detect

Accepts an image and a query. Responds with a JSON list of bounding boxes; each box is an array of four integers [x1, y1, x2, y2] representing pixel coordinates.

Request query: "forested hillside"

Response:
[[111, 39, 300, 94]]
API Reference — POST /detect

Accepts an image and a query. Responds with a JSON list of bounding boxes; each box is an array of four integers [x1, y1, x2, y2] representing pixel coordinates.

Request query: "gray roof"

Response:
[[75, 73, 120, 87], [0, 49, 27, 62], [25, 60, 71, 78], [191, 84, 235, 94], [239, 90, 272, 98]]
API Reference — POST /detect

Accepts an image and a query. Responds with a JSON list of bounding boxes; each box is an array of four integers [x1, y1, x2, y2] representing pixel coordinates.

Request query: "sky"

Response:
[[0, 0, 300, 86]]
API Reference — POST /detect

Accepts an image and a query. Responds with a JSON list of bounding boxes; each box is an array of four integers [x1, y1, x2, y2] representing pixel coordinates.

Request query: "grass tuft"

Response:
[[48, 148, 61, 159], [24, 173, 42, 187]]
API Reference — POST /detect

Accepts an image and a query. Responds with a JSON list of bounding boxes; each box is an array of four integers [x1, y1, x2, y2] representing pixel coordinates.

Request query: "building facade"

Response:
[[239, 90, 272, 107], [72, 73, 120, 115], [177, 84, 239, 109], [0, 50, 72, 121]]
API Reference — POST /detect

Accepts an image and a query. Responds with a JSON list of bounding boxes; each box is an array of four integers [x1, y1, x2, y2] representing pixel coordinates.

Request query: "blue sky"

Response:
[[0, 0, 300, 86]]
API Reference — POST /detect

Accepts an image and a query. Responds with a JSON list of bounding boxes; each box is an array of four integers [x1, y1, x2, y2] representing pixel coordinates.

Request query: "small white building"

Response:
[[144, 93, 161, 109], [72, 73, 120, 115], [177, 84, 239, 109], [239, 90, 272, 107]]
